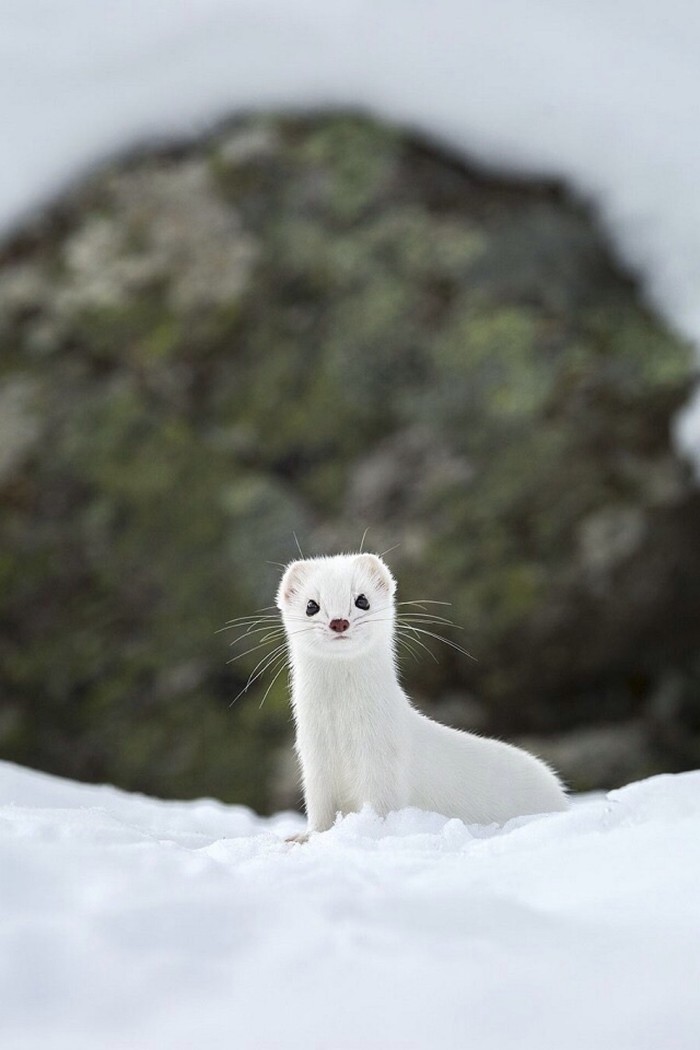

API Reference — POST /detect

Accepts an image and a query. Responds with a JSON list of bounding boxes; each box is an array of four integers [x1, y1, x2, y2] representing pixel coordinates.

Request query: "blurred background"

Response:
[[2, 4, 700, 812]]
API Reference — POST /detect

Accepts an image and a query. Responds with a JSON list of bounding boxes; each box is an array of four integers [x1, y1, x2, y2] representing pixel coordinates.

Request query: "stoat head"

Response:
[[276, 552, 396, 658]]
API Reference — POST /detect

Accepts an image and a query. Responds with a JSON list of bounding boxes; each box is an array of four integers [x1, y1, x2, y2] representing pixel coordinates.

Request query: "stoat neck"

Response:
[[290, 642, 404, 713]]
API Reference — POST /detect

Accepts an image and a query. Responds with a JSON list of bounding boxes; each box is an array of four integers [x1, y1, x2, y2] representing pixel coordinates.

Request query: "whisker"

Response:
[[395, 635, 421, 663], [259, 658, 290, 710], [217, 616, 281, 633], [228, 639, 293, 707], [357, 612, 465, 637], [396, 599, 452, 608], [398, 619, 464, 634], [249, 644, 289, 688], [282, 625, 321, 641], [379, 542, 401, 558], [356, 612, 445, 665], [216, 617, 279, 634], [218, 612, 309, 633], [229, 629, 286, 653], [396, 627, 440, 663], [398, 623, 475, 661], [246, 640, 288, 678], [398, 611, 463, 627], [227, 620, 320, 662], [227, 618, 283, 633], [293, 531, 305, 559], [247, 649, 288, 691], [230, 639, 287, 676], [359, 526, 370, 553], [227, 624, 286, 644], [227, 605, 279, 619], [226, 632, 287, 664]]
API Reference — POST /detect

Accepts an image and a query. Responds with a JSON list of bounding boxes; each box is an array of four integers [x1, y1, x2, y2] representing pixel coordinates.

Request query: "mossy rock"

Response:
[[1, 111, 699, 806]]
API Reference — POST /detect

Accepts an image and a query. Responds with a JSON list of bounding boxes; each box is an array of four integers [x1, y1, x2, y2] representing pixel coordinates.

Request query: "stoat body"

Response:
[[276, 553, 568, 833]]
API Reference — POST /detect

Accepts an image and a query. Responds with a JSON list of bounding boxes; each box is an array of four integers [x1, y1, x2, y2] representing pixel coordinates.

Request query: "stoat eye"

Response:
[[306, 600, 320, 617], [355, 594, 370, 611]]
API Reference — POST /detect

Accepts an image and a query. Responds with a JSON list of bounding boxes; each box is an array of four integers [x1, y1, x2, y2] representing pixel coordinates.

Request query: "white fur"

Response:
[[276, 553, 568, 833]]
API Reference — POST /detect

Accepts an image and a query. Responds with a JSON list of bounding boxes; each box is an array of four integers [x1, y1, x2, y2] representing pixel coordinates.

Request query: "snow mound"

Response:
[[1, 760, 699, 1049]]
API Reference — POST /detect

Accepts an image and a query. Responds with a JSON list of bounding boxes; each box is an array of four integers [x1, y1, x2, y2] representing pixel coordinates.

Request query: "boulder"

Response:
[[1, 113, 698, 807]]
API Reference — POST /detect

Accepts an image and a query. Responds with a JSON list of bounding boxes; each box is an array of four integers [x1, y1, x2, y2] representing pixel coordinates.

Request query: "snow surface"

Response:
[[3, 1, 700, 460], [1, 760, 699, 1050]]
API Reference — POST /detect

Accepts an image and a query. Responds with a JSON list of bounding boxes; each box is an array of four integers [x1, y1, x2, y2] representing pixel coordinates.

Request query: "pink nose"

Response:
[[329, 618, 350, 634]]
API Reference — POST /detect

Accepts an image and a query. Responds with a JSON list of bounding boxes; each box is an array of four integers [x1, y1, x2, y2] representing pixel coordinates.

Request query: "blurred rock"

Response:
[[0, 112, 699, 808], [577, 505, 646, 583], [518, 721, 658, 792], [0, 375, 42, 481], [426, 693, 490, 734], [268, 746, 303, 814], [349, 425, 474, 521]]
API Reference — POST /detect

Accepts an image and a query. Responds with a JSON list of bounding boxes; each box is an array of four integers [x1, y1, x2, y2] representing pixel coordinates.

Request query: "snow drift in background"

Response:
[[3, 1, 700, 458], [1, 761, 699, 1049]]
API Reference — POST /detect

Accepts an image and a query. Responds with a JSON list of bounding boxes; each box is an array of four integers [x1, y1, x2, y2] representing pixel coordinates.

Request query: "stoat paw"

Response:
[[285, 831, 310, 845]]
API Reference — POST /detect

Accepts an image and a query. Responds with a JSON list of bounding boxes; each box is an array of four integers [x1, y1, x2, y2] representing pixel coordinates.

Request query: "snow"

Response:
[[1, 760, 699, 1050], [3, 2, 700, 460], [4, 13, 699, 1043]]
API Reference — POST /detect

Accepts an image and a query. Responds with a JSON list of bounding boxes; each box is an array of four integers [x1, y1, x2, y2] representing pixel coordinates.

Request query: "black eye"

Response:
[[355, 594, 370, 611], [306, 600, 320, 617]]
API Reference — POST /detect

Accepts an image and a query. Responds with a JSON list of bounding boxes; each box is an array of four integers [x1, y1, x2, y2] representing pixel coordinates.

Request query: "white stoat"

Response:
[[276, 552, 568, 834]]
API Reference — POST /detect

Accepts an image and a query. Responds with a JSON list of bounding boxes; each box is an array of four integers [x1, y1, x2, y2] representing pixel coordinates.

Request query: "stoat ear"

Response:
[[276, 561, 309, 609], [356, 553, 396, 596]]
